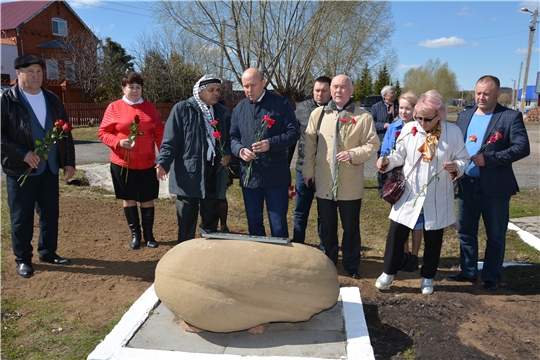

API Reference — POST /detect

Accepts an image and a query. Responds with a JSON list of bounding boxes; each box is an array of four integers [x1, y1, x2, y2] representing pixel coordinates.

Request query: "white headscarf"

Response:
[[193, 74, 222, 162]]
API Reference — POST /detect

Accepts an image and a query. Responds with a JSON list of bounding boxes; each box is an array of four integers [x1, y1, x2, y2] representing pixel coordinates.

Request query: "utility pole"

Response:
[[517, 62, 523, 109], [511, 79, 516, 109], [520, 7, 539, 113]]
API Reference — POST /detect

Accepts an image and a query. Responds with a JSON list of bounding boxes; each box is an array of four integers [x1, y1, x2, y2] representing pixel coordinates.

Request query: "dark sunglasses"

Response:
[[414, 114, 437, 124]]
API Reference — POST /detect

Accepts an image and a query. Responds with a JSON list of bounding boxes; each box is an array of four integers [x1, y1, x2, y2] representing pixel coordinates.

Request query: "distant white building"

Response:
[[1, 38, 17, 84]]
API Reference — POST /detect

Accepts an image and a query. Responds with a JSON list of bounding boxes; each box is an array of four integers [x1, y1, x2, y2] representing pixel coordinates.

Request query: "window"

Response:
[[52, 18, 67, 36], [46, 59, 58, 80], [64, 60, 75, 81]]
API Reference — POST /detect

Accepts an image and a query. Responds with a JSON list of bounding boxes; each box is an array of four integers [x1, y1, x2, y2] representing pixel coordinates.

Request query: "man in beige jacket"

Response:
[[303, 75, 379, 278]]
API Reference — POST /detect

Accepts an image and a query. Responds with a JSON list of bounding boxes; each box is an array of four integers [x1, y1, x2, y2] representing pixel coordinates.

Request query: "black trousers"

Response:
[[6, 165, 60, 265], [176, 194, 218, 243], [317, 198, 362, 273], [383, 220, 444, 279]]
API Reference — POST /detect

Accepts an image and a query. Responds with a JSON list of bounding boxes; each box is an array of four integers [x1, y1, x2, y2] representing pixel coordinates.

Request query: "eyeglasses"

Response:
[[414, 114, 437, 124]]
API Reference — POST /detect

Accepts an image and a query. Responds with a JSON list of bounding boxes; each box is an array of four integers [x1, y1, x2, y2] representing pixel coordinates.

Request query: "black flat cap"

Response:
[[14, 55, 45, 69]]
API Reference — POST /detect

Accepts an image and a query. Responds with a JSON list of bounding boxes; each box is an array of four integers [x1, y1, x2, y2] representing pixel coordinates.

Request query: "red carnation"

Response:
[[54, 119, 65, 127], [395, 131, 401, 139], [262, 115, 276, 129], [351, 118, 357, 125], [62, 122, 73, 132], [210, 120, 219, 126], [411, 126, 418, 136], [134, 115, 140, 124], [213, 131, 221, 140]]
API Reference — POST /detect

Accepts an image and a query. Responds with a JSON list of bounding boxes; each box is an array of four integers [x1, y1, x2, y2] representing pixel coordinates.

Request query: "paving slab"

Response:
[[87, 286, 374, 360]]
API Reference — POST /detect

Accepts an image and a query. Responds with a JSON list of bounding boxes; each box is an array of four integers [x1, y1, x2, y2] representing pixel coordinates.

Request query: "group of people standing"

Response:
[[373, 76, 530, 294], [1, 54, 530, 296]]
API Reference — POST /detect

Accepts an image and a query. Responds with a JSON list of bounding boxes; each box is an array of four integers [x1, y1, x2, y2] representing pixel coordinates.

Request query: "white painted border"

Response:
[[87, 286, 374, 360], [508, 222, 540, 251]]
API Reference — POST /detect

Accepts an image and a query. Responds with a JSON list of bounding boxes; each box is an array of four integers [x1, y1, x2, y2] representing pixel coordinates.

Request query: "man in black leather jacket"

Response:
[[1, 55, 75, 278]]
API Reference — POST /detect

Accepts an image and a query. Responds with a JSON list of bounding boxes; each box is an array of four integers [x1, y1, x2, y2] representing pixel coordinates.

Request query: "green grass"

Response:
[[1, 294, 128, 360], [71, 126, 99, 142]]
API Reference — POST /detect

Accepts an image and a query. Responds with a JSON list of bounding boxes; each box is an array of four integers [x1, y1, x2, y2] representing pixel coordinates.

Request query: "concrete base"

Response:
[[87, 286, 374, 360]]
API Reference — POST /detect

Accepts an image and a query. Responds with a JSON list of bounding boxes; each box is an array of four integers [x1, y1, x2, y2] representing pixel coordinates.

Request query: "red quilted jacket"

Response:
[[98, 99, 164, 169]]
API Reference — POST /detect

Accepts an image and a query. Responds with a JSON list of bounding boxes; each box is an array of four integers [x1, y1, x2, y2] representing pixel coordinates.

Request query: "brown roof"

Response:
[[0, 1, 52, 30]]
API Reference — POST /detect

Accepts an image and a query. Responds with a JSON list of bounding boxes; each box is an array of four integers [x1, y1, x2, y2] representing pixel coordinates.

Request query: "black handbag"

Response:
[[381, 156, 422, 205]]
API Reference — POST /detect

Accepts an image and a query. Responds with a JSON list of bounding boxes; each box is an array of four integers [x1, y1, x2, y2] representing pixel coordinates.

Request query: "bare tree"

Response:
[[150, 0, 395, 101], [132, 31, 202, 103], [57, 29, 101, 103]]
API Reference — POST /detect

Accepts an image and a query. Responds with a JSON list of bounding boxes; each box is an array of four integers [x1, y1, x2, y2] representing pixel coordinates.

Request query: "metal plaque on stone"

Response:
[[201, 232, 290, 245]]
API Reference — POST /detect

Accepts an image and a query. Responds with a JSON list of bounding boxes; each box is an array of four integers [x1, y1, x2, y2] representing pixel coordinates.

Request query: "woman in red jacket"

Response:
[[99, 72, 164, 250]]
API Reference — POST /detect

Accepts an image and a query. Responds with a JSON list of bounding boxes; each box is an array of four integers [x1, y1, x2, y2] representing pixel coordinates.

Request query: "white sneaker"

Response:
[[375, 272, 394, 290], [421, 278, 434, 295]]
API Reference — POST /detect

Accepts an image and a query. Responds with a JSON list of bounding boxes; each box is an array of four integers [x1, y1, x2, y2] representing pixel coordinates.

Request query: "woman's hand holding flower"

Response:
[[443, 161, 458, 173], [377, 156, 390, 172], [119, 139, 134, 150]]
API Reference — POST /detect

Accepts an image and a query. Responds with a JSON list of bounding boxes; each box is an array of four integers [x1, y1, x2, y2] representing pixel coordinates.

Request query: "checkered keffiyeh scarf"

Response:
[[193, 74, 222, 161]]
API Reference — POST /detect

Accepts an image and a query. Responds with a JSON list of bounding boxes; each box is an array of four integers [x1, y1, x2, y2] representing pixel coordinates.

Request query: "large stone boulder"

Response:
[[154, 238, 339, 333]]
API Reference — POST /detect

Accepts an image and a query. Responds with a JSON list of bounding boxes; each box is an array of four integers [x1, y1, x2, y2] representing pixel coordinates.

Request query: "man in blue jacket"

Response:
[[230, 68, 300, 238], [447, 75, 530, 291]]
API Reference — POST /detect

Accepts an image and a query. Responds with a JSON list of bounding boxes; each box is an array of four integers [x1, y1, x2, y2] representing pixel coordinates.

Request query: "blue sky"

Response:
[[68, 0, 539, 91]]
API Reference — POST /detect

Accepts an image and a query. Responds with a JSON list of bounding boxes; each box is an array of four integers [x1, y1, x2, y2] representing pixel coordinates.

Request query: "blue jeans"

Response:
[[292, 171, 321, 244], [242, 186, 289, 238], [457, 177, 510, 284]]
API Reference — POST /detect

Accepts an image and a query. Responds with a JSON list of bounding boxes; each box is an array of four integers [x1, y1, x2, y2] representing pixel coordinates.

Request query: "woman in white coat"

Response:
[[375, 90, 470, 295]]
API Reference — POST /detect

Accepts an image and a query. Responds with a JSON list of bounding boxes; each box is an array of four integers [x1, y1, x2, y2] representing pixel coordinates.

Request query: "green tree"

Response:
[[373, 64, 391, 95], [353, 63, 373, 102], [96, 37, 134, 103], [402, 59, 458, 103], [394, 79, 402, 98]]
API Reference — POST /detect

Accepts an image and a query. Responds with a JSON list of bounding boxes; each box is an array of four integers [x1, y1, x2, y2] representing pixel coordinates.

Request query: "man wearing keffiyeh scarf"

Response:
[[156, 74, 232, 243]]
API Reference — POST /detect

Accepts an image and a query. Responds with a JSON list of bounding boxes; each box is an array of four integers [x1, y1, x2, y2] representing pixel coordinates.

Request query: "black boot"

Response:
[[141, 207, 158, 248], [124, 206, 141, 250], [218, 199, 229, 233]]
